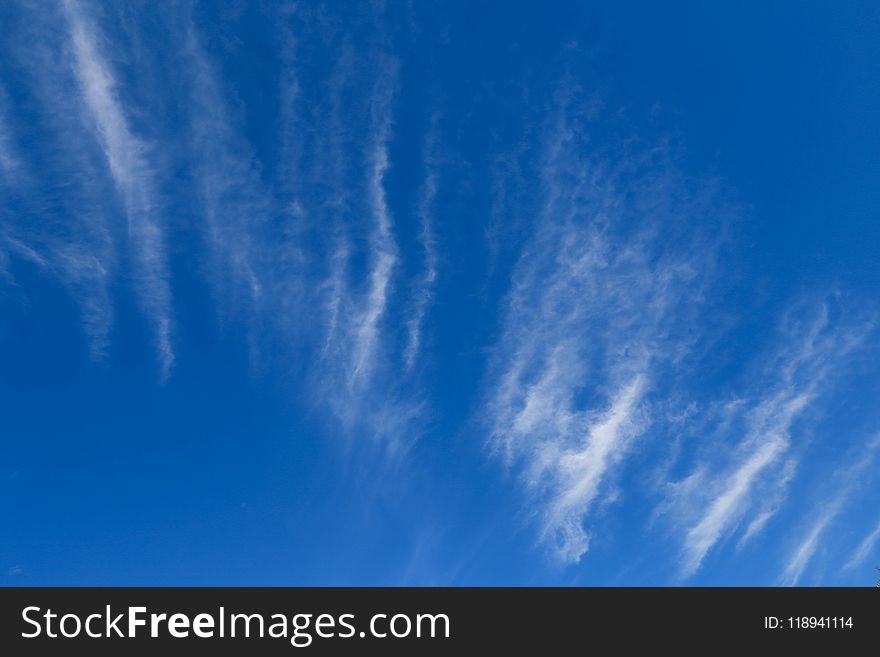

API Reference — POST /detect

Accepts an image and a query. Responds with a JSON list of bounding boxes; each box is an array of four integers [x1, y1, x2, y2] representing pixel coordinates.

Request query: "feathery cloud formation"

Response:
[[63, 0, 174, 377], [485, 88, 718, 563], [668, 299, 872, 579]]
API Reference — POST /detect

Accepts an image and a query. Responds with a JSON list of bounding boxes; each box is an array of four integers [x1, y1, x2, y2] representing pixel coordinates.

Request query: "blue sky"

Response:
[[1, 0, 879, 586]]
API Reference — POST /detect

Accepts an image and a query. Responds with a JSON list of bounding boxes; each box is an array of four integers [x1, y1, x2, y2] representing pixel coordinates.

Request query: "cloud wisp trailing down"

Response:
[[666, 299, 873, 580], [0, 3, 130, 362], [403, 117, 441, 373], [676, 393, 807, 578], [165, 4, 429, 453], [264, 11, 428, 454], [62, 0, 174, 378], [778, 433, 880, 586], [176, 9, 276, 343], [845, 517, 880, 573], [350, 68, 400, 387], [484, 88, 719, 564], [0, 90, 21, 182], [314, 56, 426, 456]]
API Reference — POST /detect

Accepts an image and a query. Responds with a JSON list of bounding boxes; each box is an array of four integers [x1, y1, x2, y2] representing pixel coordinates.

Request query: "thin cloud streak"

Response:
[[351, 70, 399, 385], [63, 0, 174, 377], [178, 13, 273, 333], [779, 433, 880, 585], [680, 392, 808, 578], [306, 46, 422, 455], [779, 512, 834, 587], [671, 303, 873, 580], [736, 458, 797, 551], [403, 121, 440, 372], [315, 46, 356, 359], [0, 92, 21, 181], [845, 517, 880, 572]]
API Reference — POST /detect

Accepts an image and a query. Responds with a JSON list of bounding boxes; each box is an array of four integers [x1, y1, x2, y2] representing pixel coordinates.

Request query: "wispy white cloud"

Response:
[[679, 392, 808, 578], [779, 433, 880, 585], [177, 12, 273, 337], [844, 517, 880, 573], [668, 302, 873, 580], [63, 0, 174, 377], [313, 45, 356, 359], [403, 116, 440, 372], [1, 214, 114, 364], [737, 458, 797, 551], [350, 68, 399, 385], [273, 4, 311, 318], [779, 511, 834, 587], [300, 41, 423, 455], [0, 91, 22, 182], [0, 133, 16, 182], [0, 4, 121, 359], [3, 2, 429, 459], [3, 231, 114, 359], [541, 375, 646, 562], [485, 89, 716, 564]]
